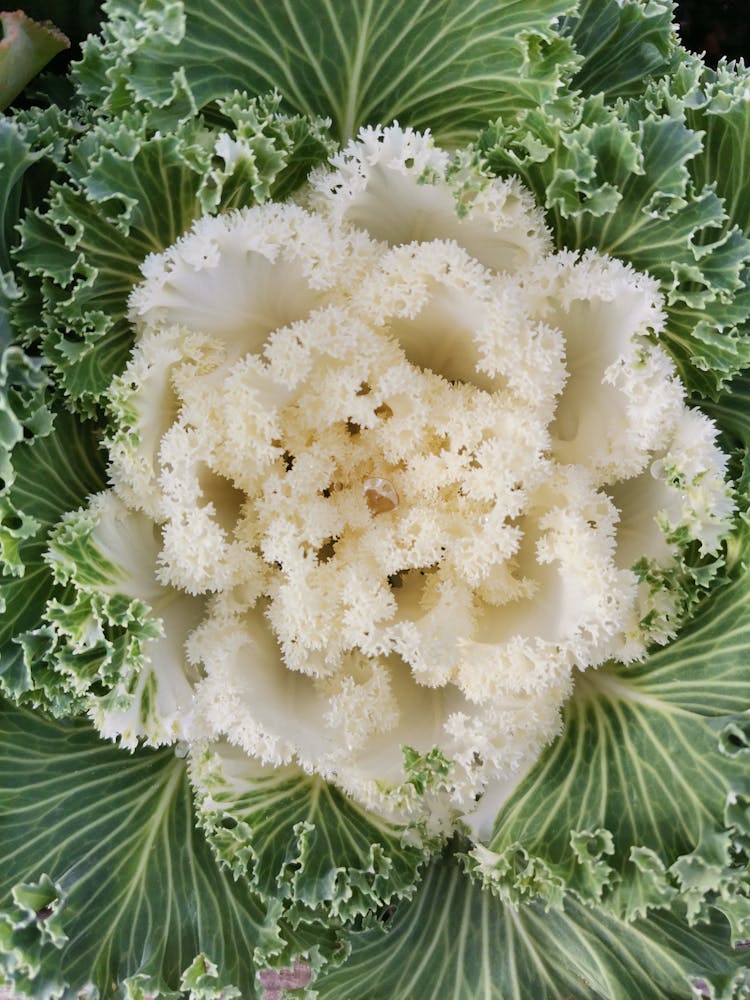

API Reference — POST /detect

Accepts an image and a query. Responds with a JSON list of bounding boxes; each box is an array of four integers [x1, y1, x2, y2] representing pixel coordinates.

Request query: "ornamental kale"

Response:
[[1, 2, 750, 998]]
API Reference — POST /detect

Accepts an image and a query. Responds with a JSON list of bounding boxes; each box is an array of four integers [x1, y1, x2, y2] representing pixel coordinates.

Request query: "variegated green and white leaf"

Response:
[[0, 410, 105, 709], [479, 57, 750, 396], [469, 518, 750, 930], [312, 845, 749, 1000], [0, 699, 330, 999], [75, 0, 579, 144], [702, 371, 750, 502], [13, 100, 332, 410], [189, 742, 432, 926], [561, 0, 678, 101]]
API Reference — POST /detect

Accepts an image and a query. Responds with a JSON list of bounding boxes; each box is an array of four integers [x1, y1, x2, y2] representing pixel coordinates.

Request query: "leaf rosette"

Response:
[[2, 3, 750, 996], [42, 125, 734, 842]]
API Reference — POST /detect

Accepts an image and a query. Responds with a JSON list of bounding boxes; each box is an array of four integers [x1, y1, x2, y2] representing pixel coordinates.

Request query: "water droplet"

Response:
[[650, 459, 665, 480], [363, 477, 399, 516]]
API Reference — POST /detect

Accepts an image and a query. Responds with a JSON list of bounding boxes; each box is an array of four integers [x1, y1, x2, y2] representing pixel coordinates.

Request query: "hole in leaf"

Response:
[[719, 720, 750, 757]]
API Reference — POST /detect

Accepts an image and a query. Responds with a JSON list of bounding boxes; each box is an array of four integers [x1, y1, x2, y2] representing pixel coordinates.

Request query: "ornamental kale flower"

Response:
[[49, 126, 733, 841], [2, 3, 750, 998]]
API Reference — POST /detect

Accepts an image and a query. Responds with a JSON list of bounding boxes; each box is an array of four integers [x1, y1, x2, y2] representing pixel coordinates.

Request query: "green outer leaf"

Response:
[[312, 846, 749, 1000], [472, 516, 750, 928], [654, 56, 750, 244], [189, 744, 431, 927], [0, 118, 42, 348], [0, 11, 69, 111], [561, 0, 678, 101], [0, 541, 51, 698], [0, 270, 19, 352], [0, 699, 323, 998], [2, 126, 66, 306], [3, 411, 104, 532], [0, 119, 40, 276], [76, 0, 579, 144], [479, 80, 750, 396], [12, 101, 333, 410], [0, 410, 106, 705], [701, 372, 750, 502], [0, 345, 51, 495], [0, 408, 105, 590], [15, 133, 203, 407]]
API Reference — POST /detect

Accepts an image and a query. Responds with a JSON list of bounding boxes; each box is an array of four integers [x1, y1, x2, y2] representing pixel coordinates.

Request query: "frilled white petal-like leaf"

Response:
[[308, 124, 551, 271], [189, 600, 576, 833], [129, 203, 377, 352], [541, 251, 680, 482]]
